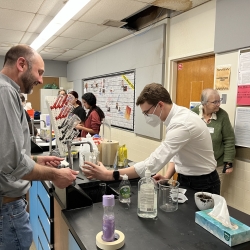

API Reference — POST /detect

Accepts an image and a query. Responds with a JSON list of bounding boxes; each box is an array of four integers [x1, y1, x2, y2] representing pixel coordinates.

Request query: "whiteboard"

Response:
[[83, 70, 135, 131]]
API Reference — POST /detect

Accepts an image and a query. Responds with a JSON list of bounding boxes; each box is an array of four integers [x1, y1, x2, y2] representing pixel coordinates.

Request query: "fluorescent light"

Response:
[[30, 0, 91, 50]]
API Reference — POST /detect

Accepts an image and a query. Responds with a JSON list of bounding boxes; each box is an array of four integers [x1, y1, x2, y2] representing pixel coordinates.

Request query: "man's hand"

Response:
[[82, 161, 112, 181], [53, 168, 79, 189], [35, 156, 64, 167]]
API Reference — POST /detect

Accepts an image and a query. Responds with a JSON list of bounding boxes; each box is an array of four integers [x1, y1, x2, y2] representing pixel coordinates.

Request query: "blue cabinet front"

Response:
[[69, 231, 81, 250]]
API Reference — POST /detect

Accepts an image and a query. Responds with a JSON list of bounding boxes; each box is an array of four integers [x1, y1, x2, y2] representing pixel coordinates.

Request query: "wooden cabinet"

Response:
[[54, 197, 69, 250]]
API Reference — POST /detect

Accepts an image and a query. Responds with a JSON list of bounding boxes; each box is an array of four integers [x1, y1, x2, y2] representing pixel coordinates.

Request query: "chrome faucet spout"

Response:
[[40, 119, 46, 128]]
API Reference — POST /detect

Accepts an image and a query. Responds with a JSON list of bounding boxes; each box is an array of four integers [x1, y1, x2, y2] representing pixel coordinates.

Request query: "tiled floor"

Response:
[[30, 241, 36, 250]]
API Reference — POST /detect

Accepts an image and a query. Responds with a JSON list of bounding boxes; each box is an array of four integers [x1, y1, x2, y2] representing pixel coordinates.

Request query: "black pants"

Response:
[[177, 170, 220, 195]]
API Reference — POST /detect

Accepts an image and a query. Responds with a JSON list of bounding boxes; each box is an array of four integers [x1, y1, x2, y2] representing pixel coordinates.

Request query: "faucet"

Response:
[[30, 118, 36, 143], [66, 140, 93, 170], [66, 140, 93, 186], [40, 119, 46, 128]]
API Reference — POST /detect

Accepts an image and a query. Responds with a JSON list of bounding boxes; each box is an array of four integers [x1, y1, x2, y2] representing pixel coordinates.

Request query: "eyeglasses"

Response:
[[142, 105, 155, 116], [207, 98, 223, 105]]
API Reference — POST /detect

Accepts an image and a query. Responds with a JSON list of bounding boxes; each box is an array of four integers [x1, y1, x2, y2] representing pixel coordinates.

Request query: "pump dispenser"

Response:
[[137, 168, 157, 219], [119, 174, 131, 204]]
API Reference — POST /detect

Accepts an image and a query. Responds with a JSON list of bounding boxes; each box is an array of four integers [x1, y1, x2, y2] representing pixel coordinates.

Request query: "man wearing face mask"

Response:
[[82, 83, 220, 194]]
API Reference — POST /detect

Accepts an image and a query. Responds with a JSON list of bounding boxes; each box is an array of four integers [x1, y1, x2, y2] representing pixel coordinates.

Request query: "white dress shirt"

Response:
[[134, 103, 216, 177]]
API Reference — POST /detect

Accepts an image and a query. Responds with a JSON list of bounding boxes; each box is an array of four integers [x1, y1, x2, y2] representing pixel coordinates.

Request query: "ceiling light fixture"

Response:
[[30, 0, 90, 50]]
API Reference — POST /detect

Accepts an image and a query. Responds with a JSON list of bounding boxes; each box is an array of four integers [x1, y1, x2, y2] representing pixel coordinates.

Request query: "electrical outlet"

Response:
[[221, 94, 227, 104]]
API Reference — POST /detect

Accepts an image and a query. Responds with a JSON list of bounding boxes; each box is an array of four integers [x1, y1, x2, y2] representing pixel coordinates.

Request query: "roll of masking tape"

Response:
[[96, 230, 125, 250]]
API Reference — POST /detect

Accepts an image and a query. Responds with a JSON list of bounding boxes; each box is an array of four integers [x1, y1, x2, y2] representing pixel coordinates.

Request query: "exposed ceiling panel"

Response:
[[0, 0, 211, 61]]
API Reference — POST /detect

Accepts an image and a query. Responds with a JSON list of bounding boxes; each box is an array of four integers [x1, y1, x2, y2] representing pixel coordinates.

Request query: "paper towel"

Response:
[[99, 140, 119, 166], [208, 194, 238, 230]]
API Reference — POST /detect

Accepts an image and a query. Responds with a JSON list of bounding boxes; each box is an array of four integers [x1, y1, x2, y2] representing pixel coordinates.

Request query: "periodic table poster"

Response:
[[82, 70, 135, 131]]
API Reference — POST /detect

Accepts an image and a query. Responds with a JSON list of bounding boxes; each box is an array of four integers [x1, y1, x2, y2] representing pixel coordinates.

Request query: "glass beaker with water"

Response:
[[158, 179, 180, 212]]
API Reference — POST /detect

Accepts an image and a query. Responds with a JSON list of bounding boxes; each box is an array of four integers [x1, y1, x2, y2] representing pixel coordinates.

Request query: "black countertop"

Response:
[[62, 182, 250, 250]]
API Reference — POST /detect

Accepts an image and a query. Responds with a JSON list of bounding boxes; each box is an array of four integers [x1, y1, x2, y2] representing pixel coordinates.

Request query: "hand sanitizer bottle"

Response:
[[119, 174, 131, 204], [137, 168, 157, 219]]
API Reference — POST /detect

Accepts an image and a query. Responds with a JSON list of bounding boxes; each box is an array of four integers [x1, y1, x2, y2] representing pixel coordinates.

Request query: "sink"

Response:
[[78, 182, 119, 204]]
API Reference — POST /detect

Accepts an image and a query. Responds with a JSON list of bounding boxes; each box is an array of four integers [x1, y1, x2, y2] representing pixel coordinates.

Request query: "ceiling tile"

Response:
[[47, 37, 85, 49], [62, 49, 88, 57], [90, 26, 133, 43], [0, 0, 44, 13], [0, 29, 24, 43], [60, 21, 108, 40], [79, 0, 148, 24], [41, 53, 58, 60], [74, 40, 108, 51], [0, 9, 34, 31]]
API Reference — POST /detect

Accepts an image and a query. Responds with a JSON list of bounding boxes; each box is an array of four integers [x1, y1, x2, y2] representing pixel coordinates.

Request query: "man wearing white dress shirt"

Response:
[[83, 83, 220, 194]]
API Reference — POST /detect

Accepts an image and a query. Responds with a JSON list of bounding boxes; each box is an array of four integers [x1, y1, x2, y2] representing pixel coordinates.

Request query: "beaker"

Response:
[[158, 179, 180, 212]]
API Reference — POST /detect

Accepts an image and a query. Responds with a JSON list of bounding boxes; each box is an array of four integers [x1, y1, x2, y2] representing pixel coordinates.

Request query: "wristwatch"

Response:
[[113, 170, 120, 181]]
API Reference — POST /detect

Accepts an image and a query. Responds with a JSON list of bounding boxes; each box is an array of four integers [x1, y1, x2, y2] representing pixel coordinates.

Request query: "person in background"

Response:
[[0, 44, 78, 250], [68, 91, 86, 137], [82, 83, 220, 194], [79, 92, 105, 137], [191, 88, 235, 190], [58, 89, 67, 96], [19, 93, 38, 136]]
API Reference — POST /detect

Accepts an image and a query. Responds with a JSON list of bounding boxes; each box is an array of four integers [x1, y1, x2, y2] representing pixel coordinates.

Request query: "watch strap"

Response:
[[113, 170, 120, 181]]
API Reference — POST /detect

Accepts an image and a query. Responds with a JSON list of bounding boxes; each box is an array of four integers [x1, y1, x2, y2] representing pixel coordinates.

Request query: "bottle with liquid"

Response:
[[137, 168, 157, 219], [102, 195, 115, 242], [119, 174, 131, 204]]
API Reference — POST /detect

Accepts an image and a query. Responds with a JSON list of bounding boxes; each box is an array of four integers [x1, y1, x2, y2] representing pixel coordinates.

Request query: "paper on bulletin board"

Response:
[[215, 65, 231, 90], [234, 107, 250, 147], [238, 49, 250, 86], [237, 85, 250, 105]]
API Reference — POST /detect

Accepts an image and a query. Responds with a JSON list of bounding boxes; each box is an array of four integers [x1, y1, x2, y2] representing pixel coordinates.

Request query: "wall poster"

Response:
[[237, 48, 250, 105], [82, 70, 135, 131], [215, 65, 231, 90]]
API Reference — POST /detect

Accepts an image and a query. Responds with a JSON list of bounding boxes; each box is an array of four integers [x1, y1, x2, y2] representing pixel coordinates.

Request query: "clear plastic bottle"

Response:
[[102, 195, 115, 242], [119, 174, 131, 204], [86, 133, 91, 138], [137, 168, 157, 219]]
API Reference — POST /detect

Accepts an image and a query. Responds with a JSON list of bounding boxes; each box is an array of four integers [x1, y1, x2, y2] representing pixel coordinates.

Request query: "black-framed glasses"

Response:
[[208, 98, 223, 105], [142, 105, 155, 116]]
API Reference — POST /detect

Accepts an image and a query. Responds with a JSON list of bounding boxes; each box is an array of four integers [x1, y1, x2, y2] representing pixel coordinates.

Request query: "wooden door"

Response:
[[173, 55, 215, 181], [27, 77, 59, 111], [176, 55, 215, 108]]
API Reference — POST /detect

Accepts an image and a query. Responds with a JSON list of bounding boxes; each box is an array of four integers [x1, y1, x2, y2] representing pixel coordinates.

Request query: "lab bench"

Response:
[[29, 155, 250, 250]]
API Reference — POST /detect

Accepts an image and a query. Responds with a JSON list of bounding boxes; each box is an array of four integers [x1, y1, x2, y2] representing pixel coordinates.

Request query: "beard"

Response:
[[21, 69, 39, 94]]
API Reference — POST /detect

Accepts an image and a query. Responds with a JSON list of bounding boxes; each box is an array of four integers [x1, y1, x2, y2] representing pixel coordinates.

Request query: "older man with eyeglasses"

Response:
[[192, 88, 235, 193]]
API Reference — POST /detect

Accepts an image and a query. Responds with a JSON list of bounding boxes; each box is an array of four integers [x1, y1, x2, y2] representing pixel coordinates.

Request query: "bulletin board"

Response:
[[235, 48, 250, 150], [82, 70, 135, 131]]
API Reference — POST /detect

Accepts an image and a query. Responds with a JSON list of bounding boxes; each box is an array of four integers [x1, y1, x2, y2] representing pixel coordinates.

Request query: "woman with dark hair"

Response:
[[68, 91, 86, 136], [80, 92, 105, 137]]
